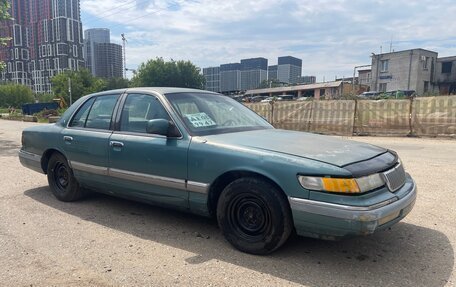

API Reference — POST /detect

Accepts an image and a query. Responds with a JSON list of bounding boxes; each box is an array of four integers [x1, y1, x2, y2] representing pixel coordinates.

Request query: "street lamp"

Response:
[[68, 77, 72, 106]]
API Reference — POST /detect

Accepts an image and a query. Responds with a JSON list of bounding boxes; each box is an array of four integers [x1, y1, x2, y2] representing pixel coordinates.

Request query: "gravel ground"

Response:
[[0, 120, 455, 287]]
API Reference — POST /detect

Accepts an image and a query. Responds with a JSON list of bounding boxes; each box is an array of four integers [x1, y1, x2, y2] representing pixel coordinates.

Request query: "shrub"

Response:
[[35, 109, 59, 119], [0, 84, 34, 107]]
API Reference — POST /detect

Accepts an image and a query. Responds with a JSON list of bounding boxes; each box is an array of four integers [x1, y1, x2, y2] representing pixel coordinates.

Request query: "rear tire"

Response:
[[47, 153, 85, 202], [217, 177, 293, 255]]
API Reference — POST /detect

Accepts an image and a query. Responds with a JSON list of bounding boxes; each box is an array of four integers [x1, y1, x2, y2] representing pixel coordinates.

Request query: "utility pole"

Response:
[[121, 33, 127, 79]]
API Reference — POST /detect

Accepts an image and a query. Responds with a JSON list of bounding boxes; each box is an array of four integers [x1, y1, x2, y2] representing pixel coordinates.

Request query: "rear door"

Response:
[[62, 94, 121, 190], [106, 93, 190, 209]]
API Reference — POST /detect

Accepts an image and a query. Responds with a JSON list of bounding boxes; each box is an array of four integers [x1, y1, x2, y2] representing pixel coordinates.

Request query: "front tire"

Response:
[[47, 153, 85, 202], [217, 177, 293, 255]]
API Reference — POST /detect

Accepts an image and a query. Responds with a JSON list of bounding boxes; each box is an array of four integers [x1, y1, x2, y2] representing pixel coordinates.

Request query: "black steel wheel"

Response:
[[217, 177, 293, 254], [47, 153, 85, 202], [228, 193, 272, 240], [53, 161, 70, 191]]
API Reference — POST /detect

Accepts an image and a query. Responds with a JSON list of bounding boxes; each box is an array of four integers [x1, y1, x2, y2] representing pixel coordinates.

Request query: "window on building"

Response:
[[423, 57, 430, 70], [54, 58, 60, 70], [73, 45, 78, 57], [21, 49, 27, 60], [379, 83, 387, 92], [442, 62, 452, 74], [380, 60, 389, 72], [424, 81, 429, 93], [16, 62, 23, 72]]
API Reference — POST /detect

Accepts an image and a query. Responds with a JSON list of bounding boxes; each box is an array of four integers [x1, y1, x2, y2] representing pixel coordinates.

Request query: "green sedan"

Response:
[[19, 88, 417, 254]]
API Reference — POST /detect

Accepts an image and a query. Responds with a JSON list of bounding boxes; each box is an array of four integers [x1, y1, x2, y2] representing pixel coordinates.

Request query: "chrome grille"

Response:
[[382, 162, 406, 192]]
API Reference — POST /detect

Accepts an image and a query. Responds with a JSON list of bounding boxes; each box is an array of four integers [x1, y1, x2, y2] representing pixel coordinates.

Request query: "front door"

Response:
[[107, 93, 190, 209]]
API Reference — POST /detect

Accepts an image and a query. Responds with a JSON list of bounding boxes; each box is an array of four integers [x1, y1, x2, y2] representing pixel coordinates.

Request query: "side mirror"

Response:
[[146, 119, 170, 136], [146, 119, 181, 137]]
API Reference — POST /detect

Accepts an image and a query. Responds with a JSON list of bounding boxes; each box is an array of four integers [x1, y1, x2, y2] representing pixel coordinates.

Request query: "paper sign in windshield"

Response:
[[185, 112, 217, 128]]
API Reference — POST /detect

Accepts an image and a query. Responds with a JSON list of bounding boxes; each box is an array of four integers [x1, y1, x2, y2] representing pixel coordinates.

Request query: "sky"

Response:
[[80, 0, 456, 81]]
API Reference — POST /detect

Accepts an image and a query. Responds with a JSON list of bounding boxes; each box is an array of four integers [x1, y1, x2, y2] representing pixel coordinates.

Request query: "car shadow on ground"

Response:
[[25, 186, 453, 287]]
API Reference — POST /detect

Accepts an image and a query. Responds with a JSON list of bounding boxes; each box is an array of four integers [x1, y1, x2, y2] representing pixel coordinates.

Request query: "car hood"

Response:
[[201, 129, 387, 167]]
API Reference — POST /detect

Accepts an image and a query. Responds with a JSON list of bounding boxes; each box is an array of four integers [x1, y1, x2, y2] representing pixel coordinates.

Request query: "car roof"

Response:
[[88, 87, 219, 97], [127, 87, 218, 95]]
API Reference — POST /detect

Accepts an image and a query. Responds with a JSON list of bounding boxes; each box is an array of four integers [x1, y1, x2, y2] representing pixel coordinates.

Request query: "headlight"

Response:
[[298, 173, 385, 194]]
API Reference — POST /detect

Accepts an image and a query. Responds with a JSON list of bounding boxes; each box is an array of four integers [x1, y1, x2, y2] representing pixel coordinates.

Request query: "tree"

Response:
[[36, 93, 55, 103], [131, 57, 205, 89], [0, 0, 12, 71], [51, 69, 107, 104], [0, 84, 34, 107], [105, 77, 130, 90]]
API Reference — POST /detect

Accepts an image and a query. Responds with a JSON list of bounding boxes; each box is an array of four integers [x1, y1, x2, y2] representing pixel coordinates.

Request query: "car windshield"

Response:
[[165, 92, 273, 136]]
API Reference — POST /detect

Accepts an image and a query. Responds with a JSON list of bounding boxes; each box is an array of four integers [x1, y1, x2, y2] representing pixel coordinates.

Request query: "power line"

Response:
[[83, 0, 183, 68], [82, 0, 144, 21], [108, 1, 182, 31], [82, 0, 150, 26]]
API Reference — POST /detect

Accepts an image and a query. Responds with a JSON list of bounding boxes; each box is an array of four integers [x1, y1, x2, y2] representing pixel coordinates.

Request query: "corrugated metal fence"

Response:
[[246, 96, 456, 137], [412, 96, 456, 136]]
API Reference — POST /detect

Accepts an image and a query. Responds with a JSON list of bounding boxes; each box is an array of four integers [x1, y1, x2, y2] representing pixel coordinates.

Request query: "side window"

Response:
[[85, 94, 120, 130], [69, 97, 95, 127], [120, 94, 170, 133]]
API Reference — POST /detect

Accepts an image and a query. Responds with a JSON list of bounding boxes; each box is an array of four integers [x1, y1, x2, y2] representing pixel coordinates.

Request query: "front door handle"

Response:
[[110, 141, 124, 148], [63, 136, 73, 142]]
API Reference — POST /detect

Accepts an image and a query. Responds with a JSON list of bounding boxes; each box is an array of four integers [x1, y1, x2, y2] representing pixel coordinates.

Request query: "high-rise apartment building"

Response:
[[0, 0, 85, 93], [95, 43, 123, 78], [220, 63, 241, 93], [203, 66, 220, 92], [83, 28, 123, 78], [0, 0, 29, 86], [268, 65, 278, 81], [240, 57, 267, 90], [277, 56, 302, 84], [83, 28, 109, 75]]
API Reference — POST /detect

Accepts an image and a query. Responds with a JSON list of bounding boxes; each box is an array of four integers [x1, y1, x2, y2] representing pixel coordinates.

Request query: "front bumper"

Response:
[[288, 175, 417, 239], [18, 150, 44, 174]]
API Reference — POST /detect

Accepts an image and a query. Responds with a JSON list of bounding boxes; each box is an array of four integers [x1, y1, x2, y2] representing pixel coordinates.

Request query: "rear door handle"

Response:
[[63, 136, 73, 142], [110, 141, 124, 148]]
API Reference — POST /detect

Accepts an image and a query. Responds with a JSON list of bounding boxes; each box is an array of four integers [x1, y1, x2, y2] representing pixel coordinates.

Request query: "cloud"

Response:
[[81, 0, 456, 81]]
